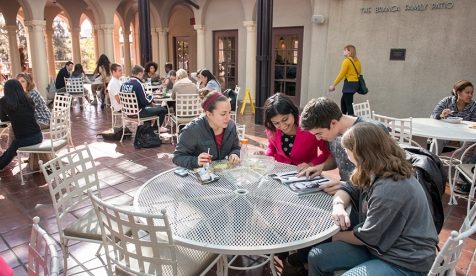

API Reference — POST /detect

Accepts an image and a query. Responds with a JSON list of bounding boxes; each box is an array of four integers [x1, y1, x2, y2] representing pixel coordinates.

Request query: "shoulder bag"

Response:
[[347, 58, 368, 95]]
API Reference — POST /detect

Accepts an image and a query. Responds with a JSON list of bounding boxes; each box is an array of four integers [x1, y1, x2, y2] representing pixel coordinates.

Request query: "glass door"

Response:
[[272, 27, 303, 106], [213, 30, 238, 91], [174, 37, 189, 72]]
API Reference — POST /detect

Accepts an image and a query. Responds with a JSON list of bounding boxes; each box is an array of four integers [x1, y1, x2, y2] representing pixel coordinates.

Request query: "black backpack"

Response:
[[223, 89, 237, 111], [401, 144, 446, 234], [134, 122, 162, 149], [97, 127, 132, 141]]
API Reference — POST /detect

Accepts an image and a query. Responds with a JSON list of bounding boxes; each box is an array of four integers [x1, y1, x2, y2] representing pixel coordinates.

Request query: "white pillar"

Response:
[[122, 30, 132, 76], [102, 24, 115, 60], [94, 24, 104, 56], [133, 30, 140, 66], [70, 27, 81, 64], [44, 29, 56, 78], [113, 27, 121, 64], [157, 28, 169, 76], [151, 28, 159, 64], [194, 25, 205, 70], [92, 30, 99, 61], [5, 25, 20, 75], [243, 21, 257, 101], [25, 20, 48, 98], [24, 27, 32, 68]]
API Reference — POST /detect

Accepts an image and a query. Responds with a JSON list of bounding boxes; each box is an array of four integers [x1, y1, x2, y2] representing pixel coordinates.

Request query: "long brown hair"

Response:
[[344, 45, 358, 60], [341, 122, 413, 188], [16, 72, 35, 92]]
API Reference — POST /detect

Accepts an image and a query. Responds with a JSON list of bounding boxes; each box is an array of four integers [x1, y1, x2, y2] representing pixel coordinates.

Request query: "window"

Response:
[[213, 30, 238, 91], [272, 27, 303, 105], [174, 37, 189, 72]]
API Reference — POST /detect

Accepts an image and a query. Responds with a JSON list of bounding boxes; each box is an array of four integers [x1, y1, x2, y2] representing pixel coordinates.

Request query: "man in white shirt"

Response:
[[107, 63, 123, 111]]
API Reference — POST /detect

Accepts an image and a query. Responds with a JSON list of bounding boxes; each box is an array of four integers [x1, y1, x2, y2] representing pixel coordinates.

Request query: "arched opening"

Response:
[[80, 18, 95, 72], [52, 16, 71, 71]]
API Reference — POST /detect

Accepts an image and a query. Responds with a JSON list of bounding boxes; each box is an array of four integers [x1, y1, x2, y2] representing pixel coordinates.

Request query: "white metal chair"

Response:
[[28, 216, 59, 276], [111, 106, 122, 128], [119, 76, 129, 82], [372, 112, 419, 146], [450, 143, 476, 211], [39, 143, 132, 276], [42, 94, 75, 149], [17, 108, 70, 185], [64, 77, 88, 108], [119, 92, 159, 142], [87, 189, 222, 276], [230, 85, 241, 122], [352, 100, 371, 118], [428, 202, 476, 276], [170, 94, 202, 143]]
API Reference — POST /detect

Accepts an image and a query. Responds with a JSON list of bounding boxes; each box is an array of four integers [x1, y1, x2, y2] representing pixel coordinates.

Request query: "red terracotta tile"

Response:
[[0, 203, 24, 219], [2, 225, 31, 249], [0, 213, 32, 234]]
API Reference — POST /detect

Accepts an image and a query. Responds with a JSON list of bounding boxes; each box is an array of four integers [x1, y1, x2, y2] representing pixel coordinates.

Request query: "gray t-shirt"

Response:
[[328, 116, 388, 181], [342, 176, 439, 272]]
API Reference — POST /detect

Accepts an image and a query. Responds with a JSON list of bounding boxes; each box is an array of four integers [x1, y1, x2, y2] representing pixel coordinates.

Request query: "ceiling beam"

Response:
[[184, 0, 199, 9]]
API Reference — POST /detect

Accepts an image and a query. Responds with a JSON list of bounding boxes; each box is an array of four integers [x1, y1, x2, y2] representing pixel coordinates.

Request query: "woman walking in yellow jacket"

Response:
[[329, 45, 361, 115]]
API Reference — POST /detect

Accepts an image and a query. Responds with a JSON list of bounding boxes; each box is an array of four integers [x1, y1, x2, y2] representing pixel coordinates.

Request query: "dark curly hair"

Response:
[[144, 61, 158, 73], [263, 93, 299, 133], [93, 54, 111, 76]]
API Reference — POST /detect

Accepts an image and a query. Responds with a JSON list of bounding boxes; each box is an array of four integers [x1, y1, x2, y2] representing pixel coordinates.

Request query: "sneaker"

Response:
[[454, 184, 471, 195], [287, 253, 303, 267]]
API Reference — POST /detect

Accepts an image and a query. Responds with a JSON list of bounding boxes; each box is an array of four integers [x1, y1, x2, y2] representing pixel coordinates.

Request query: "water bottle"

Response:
[[240, 139, 249, 165]]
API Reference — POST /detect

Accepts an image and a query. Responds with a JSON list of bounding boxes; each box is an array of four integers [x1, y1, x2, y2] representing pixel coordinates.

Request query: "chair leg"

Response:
[[120, 118, 126, 142], [17, 152, 25, 185]]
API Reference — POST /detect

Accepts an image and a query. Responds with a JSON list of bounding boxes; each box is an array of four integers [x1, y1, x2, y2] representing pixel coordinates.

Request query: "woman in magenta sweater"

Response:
[[259, 93, 330, 172]]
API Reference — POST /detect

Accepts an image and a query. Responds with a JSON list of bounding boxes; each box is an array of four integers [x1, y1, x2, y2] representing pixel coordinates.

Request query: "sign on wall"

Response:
[[361, 2, 453, 13]]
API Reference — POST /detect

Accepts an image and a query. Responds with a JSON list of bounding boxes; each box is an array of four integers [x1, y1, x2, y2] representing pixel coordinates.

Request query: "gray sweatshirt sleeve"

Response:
[[172, 129, 200, 169]]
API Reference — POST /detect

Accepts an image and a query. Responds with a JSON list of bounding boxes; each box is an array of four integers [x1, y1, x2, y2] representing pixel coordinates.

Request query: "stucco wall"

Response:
[[168, 6, 197, 72], [320, 0, 476, 117]]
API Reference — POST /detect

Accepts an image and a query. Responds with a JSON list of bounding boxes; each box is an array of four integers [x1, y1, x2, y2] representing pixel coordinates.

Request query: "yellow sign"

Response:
[[240, 88, 255, 115]]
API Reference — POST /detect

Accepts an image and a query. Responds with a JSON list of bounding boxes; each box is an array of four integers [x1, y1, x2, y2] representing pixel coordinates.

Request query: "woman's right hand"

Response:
[[440, 108, 452, 118], [332, 204, 350, 230], [329, 84, 336, 92], [197, 153, 212, 167]]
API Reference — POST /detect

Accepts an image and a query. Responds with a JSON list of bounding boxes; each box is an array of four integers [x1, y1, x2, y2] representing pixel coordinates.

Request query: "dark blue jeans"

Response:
[[0, 132, 43, 169], [139, 106, 167, 130]]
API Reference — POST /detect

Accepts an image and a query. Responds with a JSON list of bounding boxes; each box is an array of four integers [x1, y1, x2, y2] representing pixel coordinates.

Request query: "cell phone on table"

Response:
[[174, 168, 188, 177]]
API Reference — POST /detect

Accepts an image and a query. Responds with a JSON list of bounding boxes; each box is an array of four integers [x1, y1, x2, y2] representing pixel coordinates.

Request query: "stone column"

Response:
[[92, 30, 99, 61], [24, 20, 48, 98], [102, 24, 115, 60], [113, 27, 121, 64], [151, 28, 159, 64], [24, 26, 32, 68], [5, 25, 20, 75], [70, 27, 82, 64], [44, 29, 56, 78], [94, 24, 104, 56], [122, 30, 132, 76], [133, 30, 140, 65], [157, 28, 169, 76], [194, 25, 205, 70], [243, 21, 257, 100]]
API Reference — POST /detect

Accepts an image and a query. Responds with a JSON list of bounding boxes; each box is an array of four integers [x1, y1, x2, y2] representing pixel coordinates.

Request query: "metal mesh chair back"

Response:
[[119, 92, 141, 116], [48, 108, 70, 141], [175, 94, 201, 117], [451, 142, 476, 214], [429, 203, 476, 275], [28, 217, 59, 276], [352, 100, 371, 118], [231, 85, 241, 121], [64, 77, 84, 94], [372, 112, 416, 146], [53, 94, 72, 111], [88, 190, 179, 275], [40, 144, 100, 223]]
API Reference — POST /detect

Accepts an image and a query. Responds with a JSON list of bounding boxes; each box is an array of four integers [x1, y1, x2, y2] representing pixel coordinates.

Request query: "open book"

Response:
[[270, 170, 332, 196]]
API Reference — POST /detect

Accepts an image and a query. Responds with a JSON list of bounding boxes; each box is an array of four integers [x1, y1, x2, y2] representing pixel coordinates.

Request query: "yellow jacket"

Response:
[[333, 58, 361, 85]]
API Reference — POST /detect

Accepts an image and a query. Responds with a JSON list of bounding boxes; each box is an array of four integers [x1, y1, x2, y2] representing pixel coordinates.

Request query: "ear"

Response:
[[205, 110, 212, 118]]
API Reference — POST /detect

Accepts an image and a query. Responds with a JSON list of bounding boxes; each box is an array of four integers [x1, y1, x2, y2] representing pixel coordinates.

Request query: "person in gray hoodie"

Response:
[[173, 90, 241, 169]]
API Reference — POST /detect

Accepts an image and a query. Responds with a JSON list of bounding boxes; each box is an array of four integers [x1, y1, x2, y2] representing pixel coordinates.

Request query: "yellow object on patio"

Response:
[[240, 88, 255, 115]]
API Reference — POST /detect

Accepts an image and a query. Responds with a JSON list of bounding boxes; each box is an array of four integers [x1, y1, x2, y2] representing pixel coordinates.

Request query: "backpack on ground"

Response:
[[223, 89, 237, 111], [134, 122, 161, 149], [401, 144, 446, 234], [97, 127, 132, 141]]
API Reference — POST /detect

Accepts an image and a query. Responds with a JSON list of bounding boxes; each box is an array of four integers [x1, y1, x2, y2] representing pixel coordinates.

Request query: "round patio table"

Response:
[[134, 162, 341, 275]]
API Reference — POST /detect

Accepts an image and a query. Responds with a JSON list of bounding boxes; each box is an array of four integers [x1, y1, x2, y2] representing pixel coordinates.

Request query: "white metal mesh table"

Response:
[[134, 162, 340, 274]]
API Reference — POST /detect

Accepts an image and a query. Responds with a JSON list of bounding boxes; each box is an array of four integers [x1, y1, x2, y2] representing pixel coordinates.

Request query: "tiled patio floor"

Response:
[[0, 102, 474, 275]]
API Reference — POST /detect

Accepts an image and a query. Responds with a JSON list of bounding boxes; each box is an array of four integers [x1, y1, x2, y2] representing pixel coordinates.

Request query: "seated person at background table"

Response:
[[308, 122, 438, 276], [256, 93, 330, 172], [191, 69, 202, 88], [121, 65, 168, 133], [163, 70, 176, 92], [16, 73, 51, 130], [171, 69, 198, 100], [291, 97, 388, 272], [164, 62, 173, 78], [55, 61, 73, 93], [431, 79, 476, 194], [172, 90, 241, 169], [199, 69, 222, 93], [142, 61, 161, 83], [107, 63, 123, 112], [0, 79, 43, 171], [70, 64, 91, 107]]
